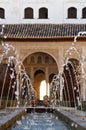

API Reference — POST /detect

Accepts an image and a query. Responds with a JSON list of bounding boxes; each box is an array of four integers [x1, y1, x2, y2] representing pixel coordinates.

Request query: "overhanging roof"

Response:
[[0, 24, 86, 41]]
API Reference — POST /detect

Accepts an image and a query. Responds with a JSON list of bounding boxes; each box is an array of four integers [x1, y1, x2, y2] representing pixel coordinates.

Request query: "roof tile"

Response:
[[0, 24, 86, 39]]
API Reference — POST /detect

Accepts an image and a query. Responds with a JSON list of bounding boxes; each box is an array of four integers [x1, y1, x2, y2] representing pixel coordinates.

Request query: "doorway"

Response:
[[23, 52, 58, 100]]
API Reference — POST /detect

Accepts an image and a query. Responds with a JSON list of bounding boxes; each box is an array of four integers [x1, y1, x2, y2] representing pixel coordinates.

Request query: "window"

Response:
[[68, 7, 77, 19], [45, 56, 49, 63], [24, 7, 33, 19], [30, 56, 35, 63], [39, 7, 48, 19], [82, 7, 86, 18], [37, 56, 42, 63], [0, 8, 5, 19]]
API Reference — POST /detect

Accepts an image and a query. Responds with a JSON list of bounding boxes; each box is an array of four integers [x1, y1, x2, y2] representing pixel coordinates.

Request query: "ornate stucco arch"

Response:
[[21, 49, 59, 70], [21, 49, 59, 100]]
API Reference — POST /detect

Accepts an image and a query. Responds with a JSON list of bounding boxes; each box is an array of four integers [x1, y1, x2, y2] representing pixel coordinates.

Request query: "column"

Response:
[[81, 52, 86, 101], [45, 67, 49, 96], [30, 67, 34, 83]]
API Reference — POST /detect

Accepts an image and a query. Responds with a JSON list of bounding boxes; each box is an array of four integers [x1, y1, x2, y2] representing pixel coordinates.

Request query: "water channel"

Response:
[[12, 111, 72, 130]]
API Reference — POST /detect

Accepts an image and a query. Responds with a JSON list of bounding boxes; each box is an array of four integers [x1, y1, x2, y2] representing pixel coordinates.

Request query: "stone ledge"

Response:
[[54, 109, 86, 130], [0, 108, 26, 130]]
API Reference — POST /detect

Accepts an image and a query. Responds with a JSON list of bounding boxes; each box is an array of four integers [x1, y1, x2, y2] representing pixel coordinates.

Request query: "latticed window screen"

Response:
[[24, 7, 33, 19], [68, 7, 77, 18], [0, 8, 5, 19], [39, 7, 48, 19], [82, 7, 86, 18]]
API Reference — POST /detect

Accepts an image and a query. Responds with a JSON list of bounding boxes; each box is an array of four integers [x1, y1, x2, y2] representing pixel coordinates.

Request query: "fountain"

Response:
[[49, 32, 86, 129], [0, 41, 36, 108], [50, 42, 82, 108], [0, 25, 35, 109], [10, 32, 86, 130], [50, 31, 86, 108], [0, 24, 86, 130], [0, 41, 72, 130]]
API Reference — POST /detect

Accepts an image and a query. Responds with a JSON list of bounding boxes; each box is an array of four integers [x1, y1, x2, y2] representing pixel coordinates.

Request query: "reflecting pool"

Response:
[[12, 112, 72, 130]]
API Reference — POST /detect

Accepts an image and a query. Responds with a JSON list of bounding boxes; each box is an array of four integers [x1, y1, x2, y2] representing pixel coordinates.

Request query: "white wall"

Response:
[[0, 0, 86, 24], [63, 0, 86, 24]]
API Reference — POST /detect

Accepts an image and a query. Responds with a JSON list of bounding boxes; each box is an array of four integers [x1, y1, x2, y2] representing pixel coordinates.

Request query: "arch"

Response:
[[49, 73, 56, 83], [0, 7, 5, 19], [34, 69, 45, 99], [63, 58, 81, 107], [67, 7, 77, 19], [22, 50, 58, 68], [23, 52, 58, 70], [68, 58, 79, 66], [34, 69, 44, 77], [24, 7, 33, 19], [39, 7, 48, 19], [82, 7, 86, 18], [40, 80, 49, 100], [23, 52, 58, 100]]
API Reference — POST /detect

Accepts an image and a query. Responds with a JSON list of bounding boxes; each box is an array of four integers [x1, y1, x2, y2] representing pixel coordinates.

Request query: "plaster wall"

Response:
[[0, 0, 86, 24]]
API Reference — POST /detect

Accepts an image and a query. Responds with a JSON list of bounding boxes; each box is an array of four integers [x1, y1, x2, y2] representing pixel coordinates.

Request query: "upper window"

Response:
[[82, 7, 86, 18], [24, 7, 33, 19], [68, 7, 77, 19], [0, 8, 5, 19], [39, 7, 48, 19]]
